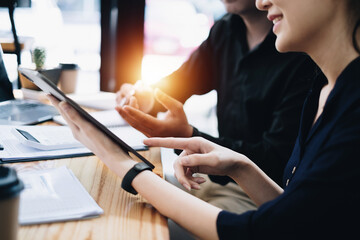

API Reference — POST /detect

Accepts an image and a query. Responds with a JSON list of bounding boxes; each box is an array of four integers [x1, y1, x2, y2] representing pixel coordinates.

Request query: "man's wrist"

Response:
[[185, 125, 194, 137], [191, 126, 200, 137]]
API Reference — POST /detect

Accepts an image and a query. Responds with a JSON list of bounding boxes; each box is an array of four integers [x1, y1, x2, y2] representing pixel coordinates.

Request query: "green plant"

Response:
[[32, 47, 46, 70]]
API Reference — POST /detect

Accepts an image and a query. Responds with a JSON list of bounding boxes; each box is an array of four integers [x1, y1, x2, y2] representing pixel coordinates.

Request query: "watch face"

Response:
[[134, 162, 149, 171], [134, 164, 143, 171]]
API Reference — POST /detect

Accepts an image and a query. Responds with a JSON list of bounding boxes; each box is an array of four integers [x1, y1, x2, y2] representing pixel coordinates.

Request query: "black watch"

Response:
[[121, 162, 152, 195]]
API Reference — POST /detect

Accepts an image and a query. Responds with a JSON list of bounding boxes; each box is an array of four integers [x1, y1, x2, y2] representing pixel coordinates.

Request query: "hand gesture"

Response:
[[144, 137, 249, 191], [115, 81, 155, 113], [116, 89, 193, 138]]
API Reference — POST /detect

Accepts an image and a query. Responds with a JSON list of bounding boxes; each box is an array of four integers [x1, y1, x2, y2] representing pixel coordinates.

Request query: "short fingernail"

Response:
[[183, 183, 191, 191], [197, 178, 206, 184]]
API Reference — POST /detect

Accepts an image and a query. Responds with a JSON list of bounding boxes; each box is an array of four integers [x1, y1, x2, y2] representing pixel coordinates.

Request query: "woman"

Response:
[[48, 0, 360, 239]]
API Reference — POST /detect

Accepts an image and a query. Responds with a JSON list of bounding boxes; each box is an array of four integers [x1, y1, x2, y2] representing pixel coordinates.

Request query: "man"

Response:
[[116, 0, 316, 214]]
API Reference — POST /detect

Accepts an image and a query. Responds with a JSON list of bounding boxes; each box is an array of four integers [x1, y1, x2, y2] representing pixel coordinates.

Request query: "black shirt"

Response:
[[0, 45, 14, 101], [155, 14, 317, 185]]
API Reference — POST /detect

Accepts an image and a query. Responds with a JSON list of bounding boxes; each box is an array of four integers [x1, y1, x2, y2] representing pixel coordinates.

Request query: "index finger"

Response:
[[144, 137, 191, 150]]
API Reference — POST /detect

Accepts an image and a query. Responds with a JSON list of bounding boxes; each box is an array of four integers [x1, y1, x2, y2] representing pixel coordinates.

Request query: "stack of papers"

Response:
[[18, 166, 103, 225], [0, 125, 147, 163]]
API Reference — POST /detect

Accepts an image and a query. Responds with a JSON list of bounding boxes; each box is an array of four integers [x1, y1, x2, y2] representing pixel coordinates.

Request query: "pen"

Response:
[[119, 80, 143, 107], [119, 89, 136, 107]]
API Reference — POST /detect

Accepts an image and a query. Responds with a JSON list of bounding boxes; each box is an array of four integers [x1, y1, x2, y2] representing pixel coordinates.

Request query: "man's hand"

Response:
[[115, 81, 155, 113], [116, 89, 193, 138]]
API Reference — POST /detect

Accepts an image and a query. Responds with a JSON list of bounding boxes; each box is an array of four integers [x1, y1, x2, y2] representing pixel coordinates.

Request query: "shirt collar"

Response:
[[229, 14, 276, 55]]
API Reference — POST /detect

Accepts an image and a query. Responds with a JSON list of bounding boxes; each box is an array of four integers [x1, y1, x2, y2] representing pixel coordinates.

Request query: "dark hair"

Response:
[[348, 0, 360, 53]]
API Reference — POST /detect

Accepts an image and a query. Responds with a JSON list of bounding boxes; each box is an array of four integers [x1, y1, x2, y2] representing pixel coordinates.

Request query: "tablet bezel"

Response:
[[18, 67, 154, 169]]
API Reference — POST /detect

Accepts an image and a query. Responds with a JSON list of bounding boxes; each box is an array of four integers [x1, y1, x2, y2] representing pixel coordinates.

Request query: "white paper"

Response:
[[0, 125, 147, 162], [0, 125, 91, 161], [66, 91, 117, 110], [53, 109, 127, 128], [18, 166, 104, 225]]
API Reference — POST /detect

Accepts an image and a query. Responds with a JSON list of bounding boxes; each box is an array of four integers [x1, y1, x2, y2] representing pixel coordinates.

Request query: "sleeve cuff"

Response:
[[191, 126, 200, 137]]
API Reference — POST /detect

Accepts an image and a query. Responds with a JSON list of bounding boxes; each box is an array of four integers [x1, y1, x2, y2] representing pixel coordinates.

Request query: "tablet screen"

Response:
[[18, 67, 154, 169]]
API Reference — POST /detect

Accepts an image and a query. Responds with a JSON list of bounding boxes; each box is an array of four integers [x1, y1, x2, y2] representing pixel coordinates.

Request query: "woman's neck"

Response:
[[241, 12, 272, 51], [307, 15, 360, 87], [310, 40, 359, 88], [308, 23, 359, 127]]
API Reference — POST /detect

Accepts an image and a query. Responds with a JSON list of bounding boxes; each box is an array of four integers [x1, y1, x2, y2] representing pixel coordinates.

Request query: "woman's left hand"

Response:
[[47, 95, 135, 177]]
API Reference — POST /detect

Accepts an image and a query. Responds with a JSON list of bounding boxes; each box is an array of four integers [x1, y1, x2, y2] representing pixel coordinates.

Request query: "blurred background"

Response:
[[0, 0, 225, 92], [1, 0, 225, 137]]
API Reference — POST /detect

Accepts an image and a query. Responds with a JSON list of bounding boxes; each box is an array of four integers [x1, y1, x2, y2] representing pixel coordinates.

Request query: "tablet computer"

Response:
[[18, 67, 154, 169]]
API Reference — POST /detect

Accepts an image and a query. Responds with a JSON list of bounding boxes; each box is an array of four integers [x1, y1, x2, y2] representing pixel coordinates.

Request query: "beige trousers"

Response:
[[166, 174, 258, 240], [190, 174, 257, 214]]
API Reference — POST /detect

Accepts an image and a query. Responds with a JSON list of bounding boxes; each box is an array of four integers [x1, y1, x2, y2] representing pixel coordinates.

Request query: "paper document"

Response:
[[18, 166, 104, 225], [0, 125, 91, 162], [21, 89, 118, 110], [53, 109, 127, 128], [0, 125, 147, 163], [66, 91, 117, 110]]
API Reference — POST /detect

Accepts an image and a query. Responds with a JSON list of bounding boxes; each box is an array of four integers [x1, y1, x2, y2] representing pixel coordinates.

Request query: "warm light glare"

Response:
[[141, 54, 187, 85]]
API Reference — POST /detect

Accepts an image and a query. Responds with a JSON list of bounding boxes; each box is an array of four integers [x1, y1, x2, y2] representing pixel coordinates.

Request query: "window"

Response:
[[142, 0, 225, 85], [0, 0, 101, 93], [1, 0, 225, 92]]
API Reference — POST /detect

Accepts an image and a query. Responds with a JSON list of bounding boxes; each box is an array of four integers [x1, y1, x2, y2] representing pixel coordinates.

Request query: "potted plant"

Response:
[[33, 47, 46, 70], [19, 46, 61, 90]]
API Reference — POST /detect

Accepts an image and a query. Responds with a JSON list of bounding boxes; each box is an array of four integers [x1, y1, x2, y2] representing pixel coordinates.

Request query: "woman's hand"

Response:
[[47, 95, 136, 177], [144, 136, 283, 205], [144, 137, 250, 191]]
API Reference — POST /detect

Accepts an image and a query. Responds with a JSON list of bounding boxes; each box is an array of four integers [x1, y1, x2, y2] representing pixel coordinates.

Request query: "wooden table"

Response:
[[5, 146, 169, 240]]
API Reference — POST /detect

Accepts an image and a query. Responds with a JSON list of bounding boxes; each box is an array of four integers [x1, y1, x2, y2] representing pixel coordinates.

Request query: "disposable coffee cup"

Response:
[[0, 167, 24, 240], [58, 63, 79, 94]]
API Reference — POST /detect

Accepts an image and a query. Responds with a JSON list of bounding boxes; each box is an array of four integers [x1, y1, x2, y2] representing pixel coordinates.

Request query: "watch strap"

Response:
[[121, 162, 152, 195]]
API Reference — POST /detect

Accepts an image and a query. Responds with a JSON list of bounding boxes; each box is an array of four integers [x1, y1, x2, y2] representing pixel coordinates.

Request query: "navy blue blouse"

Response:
[[216, 57, 360, 239]]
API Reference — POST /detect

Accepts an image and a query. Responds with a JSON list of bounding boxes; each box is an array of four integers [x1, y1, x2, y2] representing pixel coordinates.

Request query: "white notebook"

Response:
[[18, 166, 104, 225]]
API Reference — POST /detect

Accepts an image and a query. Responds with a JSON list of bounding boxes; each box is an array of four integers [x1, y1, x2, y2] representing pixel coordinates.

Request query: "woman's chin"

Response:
[[275, 38, 294, 53]]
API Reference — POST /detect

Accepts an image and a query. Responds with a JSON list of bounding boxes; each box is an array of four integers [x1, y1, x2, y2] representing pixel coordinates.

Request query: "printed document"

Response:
[[18, 166, 104, 225]]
